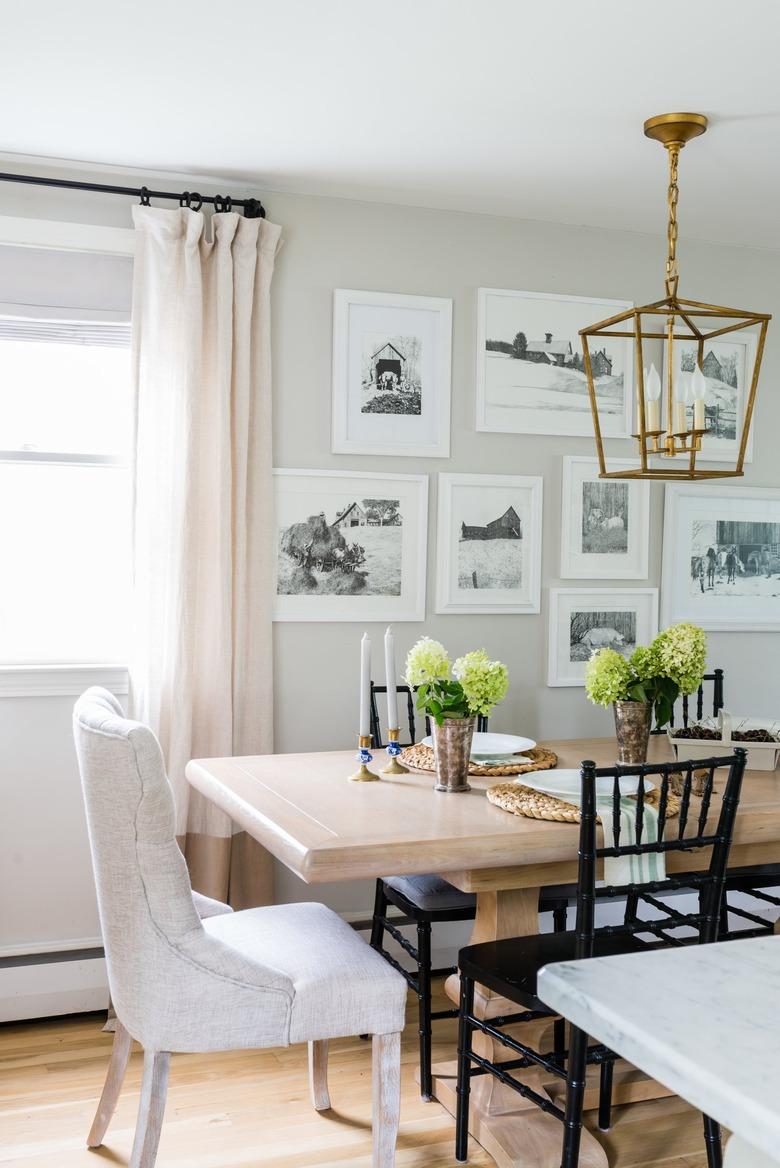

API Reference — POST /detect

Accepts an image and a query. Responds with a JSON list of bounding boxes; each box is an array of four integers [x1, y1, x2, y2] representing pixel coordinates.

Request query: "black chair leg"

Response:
[[552, 902, 568, 932], [554, 1017, 566, 1062], [598, 1058, 614, 1131], [370, 879, 387, 951], [417, 920, 433, 1101], [703, 1114, 723, 1168], [455, 975, 475, 1164], [561, 1024, 589, 1168]]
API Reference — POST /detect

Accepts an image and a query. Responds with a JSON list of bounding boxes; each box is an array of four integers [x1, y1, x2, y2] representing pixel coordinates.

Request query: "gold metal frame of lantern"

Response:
[[581, 112, 771, 481]]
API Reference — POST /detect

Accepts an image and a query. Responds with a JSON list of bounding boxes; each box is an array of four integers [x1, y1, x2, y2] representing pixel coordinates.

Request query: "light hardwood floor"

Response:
[[0, 988, 713, 1168]]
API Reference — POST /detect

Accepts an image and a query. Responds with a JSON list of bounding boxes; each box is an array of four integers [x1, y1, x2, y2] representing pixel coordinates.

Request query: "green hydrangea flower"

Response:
[[452, 650, 509, 717], [629, 643, 660, 682], [404, 637, 451, 686], [584, 648, 633, 707], [651, 622, 707, 695]]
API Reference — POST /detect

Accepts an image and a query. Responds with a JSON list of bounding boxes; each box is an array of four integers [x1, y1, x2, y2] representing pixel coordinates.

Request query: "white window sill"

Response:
[[0, 664, 128, 698]]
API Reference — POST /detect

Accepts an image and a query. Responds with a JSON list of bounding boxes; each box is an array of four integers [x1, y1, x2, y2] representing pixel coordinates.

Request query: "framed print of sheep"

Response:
[[272, 469, 428, 621], [475, 288, 633, 438], [435, 473, 543, 614], [331, 289, 452, 458], [547, 587, 658, 687], [560, 456, 650, 579]]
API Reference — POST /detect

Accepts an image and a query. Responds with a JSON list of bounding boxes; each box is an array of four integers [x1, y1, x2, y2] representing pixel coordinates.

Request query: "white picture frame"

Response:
[[435, 472, 543, 614], [273, 469, 428, 622], [476, 287, 633, 438], [332, 288, 452, 458], [661, 483, 780, 631], [548, 587, 659, 687], [661, 331, 757, 464], [560, 456, 650, 580]]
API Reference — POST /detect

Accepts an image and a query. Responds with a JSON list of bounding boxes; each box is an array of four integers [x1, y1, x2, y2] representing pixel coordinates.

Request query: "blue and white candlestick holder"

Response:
[[381, 727, 410, 775], [349, 734, 379, 782]]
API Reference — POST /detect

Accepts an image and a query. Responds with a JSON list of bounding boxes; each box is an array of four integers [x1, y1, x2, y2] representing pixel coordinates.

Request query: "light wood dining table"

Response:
[[186, 736, 780, 1168]]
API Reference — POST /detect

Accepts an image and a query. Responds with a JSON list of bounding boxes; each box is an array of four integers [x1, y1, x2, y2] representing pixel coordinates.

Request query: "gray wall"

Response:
[[3, 163, 780, 920]]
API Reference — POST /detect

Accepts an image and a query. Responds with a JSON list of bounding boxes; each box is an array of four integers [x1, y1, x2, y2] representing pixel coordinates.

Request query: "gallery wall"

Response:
[[2, 159, 780, 927]]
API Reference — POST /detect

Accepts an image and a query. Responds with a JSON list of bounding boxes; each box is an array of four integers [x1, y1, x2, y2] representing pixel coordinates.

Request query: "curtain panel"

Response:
[[130, 205, 282, 907]]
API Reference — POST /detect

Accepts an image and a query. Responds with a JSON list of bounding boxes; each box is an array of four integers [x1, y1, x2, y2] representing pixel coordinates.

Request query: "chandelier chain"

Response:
[[665, 145, 680, 296]]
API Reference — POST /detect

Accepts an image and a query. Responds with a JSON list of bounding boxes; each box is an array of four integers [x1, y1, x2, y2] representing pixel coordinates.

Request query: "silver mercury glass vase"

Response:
[[431, 716, 475, 793]]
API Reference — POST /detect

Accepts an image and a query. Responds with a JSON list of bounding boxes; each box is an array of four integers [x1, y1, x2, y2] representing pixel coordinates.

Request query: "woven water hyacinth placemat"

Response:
[[400, 743, 558, 777], [486, 783, 681, 823]]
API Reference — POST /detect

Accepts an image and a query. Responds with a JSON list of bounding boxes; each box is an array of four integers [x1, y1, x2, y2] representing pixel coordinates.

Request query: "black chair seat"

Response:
[[725, 862, 780, 888], [382, 874, 476, 916], [459, 928, 652, 1010]]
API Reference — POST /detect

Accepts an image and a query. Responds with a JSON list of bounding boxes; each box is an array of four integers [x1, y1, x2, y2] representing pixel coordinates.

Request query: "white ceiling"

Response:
[[3, 0, 780, 248]]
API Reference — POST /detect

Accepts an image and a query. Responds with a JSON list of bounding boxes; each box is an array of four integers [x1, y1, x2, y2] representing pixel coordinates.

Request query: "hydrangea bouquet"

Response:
[[405, 637, 509, 725], [584, 622, 707, 730]]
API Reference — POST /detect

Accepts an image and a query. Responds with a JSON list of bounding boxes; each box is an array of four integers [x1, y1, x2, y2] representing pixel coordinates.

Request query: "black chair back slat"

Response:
[[634, 775, 645, 846], [677, 764, 693, 840], [369, 680, 488, 749], [652, 668, 725, 734], [697, 765, 716, 836], [611, 775, 621, 849], [576, 749, 746, 952]]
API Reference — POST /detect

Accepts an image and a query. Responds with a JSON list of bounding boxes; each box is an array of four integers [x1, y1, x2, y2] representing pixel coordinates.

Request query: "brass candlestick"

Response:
[[381, 728, 410, 775], [349, 734, 379, 782]]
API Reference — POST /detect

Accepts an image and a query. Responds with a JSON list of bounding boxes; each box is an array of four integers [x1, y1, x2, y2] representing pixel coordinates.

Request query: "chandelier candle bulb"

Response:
[[645, 363, 662, 431], [384, 626, 398, 731], [691, 363, 707, 430]]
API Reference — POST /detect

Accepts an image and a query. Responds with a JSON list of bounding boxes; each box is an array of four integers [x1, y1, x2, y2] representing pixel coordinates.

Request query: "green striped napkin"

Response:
[[596, 792, 665, 885]]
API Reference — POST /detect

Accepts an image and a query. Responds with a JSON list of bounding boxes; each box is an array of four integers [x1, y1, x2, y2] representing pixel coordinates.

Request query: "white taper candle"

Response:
[[359, 633, 371, 738], [384, 626, 398, 731]]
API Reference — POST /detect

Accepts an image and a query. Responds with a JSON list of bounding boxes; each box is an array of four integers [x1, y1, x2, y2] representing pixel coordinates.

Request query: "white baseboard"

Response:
[[0, 955, 108, 1023]]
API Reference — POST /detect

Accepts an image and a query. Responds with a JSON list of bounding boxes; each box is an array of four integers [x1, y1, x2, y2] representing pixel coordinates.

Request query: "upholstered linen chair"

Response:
[[73, 688, 407, 1168]]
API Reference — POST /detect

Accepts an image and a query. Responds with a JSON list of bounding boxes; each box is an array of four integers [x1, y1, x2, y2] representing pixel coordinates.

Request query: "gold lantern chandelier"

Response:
[[582, 112, 771, 481]]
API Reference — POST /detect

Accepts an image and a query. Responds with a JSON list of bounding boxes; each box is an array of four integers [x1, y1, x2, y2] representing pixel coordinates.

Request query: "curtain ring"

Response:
[[139, 186, 151, 206], [223, 195, 232, 213], [213, 194, 225, 213], [179, 191, 191, 208], [189, 191, 203, 212]]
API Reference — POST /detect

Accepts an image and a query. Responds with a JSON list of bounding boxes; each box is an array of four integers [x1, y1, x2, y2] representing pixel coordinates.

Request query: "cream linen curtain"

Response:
[[129, 205, 282, 907]]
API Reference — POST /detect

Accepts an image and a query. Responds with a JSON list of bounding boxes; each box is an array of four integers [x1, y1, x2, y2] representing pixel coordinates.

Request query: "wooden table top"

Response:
[[185, 737, 780, 889]]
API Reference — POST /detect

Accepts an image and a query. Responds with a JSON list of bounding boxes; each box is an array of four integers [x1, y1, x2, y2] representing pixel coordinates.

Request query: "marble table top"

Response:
[[538, 936, 780, 1162]]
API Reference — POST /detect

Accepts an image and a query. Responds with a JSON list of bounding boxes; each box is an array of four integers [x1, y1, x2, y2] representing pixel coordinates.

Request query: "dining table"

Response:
[[185, 735, 780, 1168]]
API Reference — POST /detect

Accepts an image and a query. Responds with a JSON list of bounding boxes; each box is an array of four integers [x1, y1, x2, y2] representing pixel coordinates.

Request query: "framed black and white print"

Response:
[[476, 288, 633, 438], [273, 469, 428, 621], [661, 484, 780, 631], [560, 457, 650, 579], [331, 289, 452, 458], [661, 332, 757, 464], [548, 587, 659, 687], [435, 473, 543, 614]]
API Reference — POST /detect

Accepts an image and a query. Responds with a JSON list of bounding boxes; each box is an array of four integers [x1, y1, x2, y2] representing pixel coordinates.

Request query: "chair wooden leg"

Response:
[[417, 919, 433, 1101], [455, 975, 475, 1164], [560, 1024, 588, 1168], [598, 1058, 614, 1131], [129, 1049, 170, 1168], [372, 1032, 401, 1168], [703, 1113, 723, 1168], [308, 1039, 331, 1111], [87, 1020, 133, 1147]]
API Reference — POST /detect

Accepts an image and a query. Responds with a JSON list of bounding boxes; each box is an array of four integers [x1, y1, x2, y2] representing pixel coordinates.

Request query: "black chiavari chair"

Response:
[[650, 668, 725, 734], [367, 680, 566, 1100], [455, 750, 747, 1168]]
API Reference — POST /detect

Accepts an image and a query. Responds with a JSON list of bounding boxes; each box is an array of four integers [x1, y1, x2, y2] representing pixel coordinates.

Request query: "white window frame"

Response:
[[0, 215, 134, 696]]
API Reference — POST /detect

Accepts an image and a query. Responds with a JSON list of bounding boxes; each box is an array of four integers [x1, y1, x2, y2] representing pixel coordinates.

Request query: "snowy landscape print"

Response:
[[478, 290, 631, 437], [668, 338, 752, 460]]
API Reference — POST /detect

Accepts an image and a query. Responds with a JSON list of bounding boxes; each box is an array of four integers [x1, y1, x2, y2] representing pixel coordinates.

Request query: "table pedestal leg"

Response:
[[432, 886, 608, 1168]]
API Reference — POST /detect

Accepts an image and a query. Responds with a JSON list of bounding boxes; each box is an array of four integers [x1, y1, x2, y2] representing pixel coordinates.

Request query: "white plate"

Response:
[[421, 731, 536, 758], [517, 768, 655, 805]]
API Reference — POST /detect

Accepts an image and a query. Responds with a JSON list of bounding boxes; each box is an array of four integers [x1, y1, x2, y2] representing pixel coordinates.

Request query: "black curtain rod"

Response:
[[0, 171, 266, 218]]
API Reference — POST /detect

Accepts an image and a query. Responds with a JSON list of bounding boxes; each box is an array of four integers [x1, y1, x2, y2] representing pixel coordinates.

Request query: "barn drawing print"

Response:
[[676, 341, 743, 444], [458, 505, 522, 590], [569, 609, 637, 662], [277, 496, 402, 597], [361, 332, 423, 415], [688, 516, 780, 599]]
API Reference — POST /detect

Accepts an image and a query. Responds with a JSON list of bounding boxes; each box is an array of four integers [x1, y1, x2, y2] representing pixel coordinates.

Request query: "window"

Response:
[[0, 320, 132, 665]]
